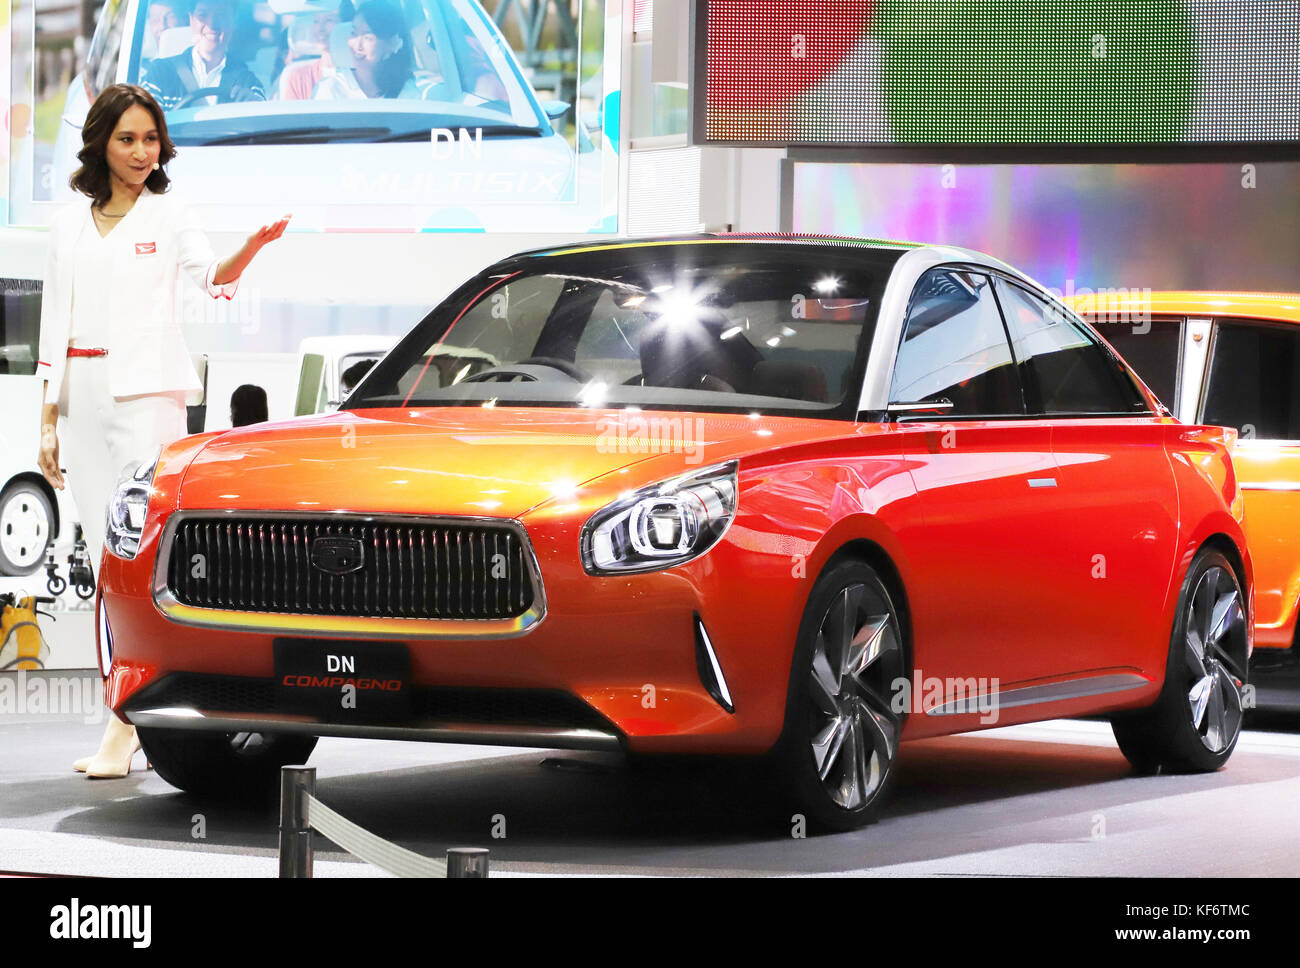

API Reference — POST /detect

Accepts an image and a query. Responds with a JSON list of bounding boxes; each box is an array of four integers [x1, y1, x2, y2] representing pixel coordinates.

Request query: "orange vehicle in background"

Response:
[[1076, 292, 1300, 662]]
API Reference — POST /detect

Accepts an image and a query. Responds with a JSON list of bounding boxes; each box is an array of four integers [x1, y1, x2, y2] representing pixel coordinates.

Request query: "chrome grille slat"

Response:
[[167, 516, 534, 621]]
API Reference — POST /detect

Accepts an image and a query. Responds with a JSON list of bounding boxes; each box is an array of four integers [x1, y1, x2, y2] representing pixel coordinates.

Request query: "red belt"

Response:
[[66, 346, 108, 358]]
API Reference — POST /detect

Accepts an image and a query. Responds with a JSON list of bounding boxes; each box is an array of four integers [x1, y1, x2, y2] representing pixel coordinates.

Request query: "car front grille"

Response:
[[164, 516, 536, 620]]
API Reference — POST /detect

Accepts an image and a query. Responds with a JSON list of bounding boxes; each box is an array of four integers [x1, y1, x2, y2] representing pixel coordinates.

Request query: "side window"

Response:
[[996, 281, 1147, 415], [295, 353, 324, 416], [1202, 320, 1300, 440], [1091, 316, 1183, 413], [889, 269, 1023, 417]]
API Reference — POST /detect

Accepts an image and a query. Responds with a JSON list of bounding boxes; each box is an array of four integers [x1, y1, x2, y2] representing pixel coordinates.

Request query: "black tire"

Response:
[[769, 559, 907, 832], [136, 726, 318, 797], [47, 574, 67, 596], [0, 480, 54, 577], [1112, 547, 1248, 773]]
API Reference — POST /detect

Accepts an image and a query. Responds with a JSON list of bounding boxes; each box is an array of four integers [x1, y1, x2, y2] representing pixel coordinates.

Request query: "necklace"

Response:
[[96, 206, 130, 218]]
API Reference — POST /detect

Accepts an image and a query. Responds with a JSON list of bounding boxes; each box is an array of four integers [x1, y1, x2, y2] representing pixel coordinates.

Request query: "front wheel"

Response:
[[0, 481, 53, 576], [1112, 548, 1248, 773], [137, 726, 318, 797], [771, 560, 907, 831]]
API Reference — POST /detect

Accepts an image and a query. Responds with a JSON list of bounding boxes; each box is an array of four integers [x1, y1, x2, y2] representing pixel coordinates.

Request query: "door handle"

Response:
[[1027, 477, 1058, 488]]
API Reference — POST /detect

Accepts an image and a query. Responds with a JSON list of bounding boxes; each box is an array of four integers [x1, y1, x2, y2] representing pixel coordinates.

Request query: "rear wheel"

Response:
[[771, 560, 907, 831], [1112, 548, 1247, 773], [137, 726, 318, 797]]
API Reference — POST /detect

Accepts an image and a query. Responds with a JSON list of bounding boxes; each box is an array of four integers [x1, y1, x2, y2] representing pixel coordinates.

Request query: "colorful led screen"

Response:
[[790, 160, 1300, 294], [702, 0, 1300, 147]]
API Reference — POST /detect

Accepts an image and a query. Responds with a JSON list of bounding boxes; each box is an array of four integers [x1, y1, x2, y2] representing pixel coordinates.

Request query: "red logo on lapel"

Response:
[[135, 242, 157, 255]]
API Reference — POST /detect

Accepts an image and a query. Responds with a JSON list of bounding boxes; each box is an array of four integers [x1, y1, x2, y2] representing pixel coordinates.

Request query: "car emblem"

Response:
[[310, 536, 365, 575]]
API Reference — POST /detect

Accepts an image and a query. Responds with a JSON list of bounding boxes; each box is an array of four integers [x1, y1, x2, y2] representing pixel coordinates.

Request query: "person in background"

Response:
[[230, 383, 268, 426], [142, 0, 266, 109], [312, 0, 416, 100], [276, 2, 352, 101], [37, 84, 289, 779], [340, 358, 376, 397], [143, 0, 188, 61]]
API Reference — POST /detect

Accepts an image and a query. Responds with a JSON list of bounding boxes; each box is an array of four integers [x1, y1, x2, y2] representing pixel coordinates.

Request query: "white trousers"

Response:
[[59, 356, 187, 578]]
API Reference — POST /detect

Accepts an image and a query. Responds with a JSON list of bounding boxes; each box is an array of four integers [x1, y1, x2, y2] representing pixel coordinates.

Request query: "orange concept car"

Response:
[[97, 238, 1253, 829], [1075, 292, 1300, 673]]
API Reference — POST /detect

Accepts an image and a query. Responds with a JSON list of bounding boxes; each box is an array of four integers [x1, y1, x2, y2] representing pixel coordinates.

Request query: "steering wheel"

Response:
[[176, 87, 224, 108], [461, 357, 589, 383]]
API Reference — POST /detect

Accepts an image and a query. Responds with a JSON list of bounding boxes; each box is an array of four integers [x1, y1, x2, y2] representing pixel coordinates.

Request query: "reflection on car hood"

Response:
[[177, 407, 868, 519]]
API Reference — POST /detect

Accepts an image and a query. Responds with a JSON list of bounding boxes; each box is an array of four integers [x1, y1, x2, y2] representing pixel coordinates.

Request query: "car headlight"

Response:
[[105, 450, 161, 560], [581, 461, 738, 574]]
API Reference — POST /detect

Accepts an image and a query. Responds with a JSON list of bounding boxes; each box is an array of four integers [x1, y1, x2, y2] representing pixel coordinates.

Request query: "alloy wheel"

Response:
[[807, 583, 904, 810], [1183, 565, 1246, 753]]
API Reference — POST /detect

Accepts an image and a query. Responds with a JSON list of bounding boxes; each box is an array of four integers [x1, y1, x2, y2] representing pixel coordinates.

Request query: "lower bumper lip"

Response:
[[124, 706, 625, 751]]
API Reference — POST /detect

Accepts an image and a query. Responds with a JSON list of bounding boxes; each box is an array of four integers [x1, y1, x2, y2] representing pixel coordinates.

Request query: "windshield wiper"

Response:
[[184, 127, 394, 146]]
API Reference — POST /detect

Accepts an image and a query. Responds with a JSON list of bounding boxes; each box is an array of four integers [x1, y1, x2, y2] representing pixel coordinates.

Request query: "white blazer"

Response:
[[37, 186, 238, 403]]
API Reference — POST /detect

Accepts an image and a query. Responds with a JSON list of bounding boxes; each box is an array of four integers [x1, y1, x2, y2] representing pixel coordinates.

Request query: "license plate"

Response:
[[274, 638, 411, 723]]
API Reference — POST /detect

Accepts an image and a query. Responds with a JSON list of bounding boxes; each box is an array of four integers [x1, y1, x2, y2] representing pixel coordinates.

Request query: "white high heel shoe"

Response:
[[77, 717, 144, 778]]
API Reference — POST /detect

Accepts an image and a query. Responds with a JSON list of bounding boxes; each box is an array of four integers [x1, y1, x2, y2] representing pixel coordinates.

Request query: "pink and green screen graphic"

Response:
[[704, 0, 1300, 145]]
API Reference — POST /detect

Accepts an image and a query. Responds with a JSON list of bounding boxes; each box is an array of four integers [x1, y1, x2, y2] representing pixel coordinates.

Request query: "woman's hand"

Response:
[[38, 410, 65, 490], [213, 214, 292, 286], [247, 214, 292, 251]]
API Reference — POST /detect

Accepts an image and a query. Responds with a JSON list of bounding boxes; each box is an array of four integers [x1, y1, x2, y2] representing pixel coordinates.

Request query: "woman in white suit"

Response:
[[35, 84, 289, 778]]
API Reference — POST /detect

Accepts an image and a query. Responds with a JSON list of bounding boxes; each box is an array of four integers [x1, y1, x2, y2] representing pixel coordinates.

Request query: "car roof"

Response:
[[505, 234, 1032, 280], [1069, 291, 1300, 325], [511, 233, 926, 260]]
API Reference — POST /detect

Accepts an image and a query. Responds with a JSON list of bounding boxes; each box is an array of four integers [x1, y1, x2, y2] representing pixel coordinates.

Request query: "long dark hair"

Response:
[[355, 0, 412, 99], [70, 84, 176, 206]]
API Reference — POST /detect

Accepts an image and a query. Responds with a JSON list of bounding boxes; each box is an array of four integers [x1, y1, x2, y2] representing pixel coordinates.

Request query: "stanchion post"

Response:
[[446, 847, 489, 878], [279, 765, 316, 878]]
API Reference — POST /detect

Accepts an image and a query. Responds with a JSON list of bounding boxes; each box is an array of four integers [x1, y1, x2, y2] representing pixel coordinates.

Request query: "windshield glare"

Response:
[[132, 0, 540, 130], [347, 245, 899, 418]]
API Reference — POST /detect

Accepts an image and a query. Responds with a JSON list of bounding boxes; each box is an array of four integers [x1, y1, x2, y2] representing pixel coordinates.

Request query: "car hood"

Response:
[[176, 407, 864, 519]]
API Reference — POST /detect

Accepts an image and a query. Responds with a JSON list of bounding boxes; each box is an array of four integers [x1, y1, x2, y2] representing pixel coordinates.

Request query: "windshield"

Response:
[[130, 0, 545, 143], [345, 243, 901, 419]]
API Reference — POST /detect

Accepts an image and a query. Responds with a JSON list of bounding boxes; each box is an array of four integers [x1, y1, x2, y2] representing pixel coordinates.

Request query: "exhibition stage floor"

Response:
[[4, 674, 1300, 877]]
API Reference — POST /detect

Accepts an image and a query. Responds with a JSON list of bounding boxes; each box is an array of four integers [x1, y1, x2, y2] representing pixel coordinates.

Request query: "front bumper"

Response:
[[99, 508, 804, 756]]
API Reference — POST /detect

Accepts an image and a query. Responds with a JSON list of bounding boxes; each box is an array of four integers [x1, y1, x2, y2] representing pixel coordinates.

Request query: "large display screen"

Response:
[[790, 160, 1300, 294], [699, 0, 1300, 149], [4, 0, 620, 231]]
